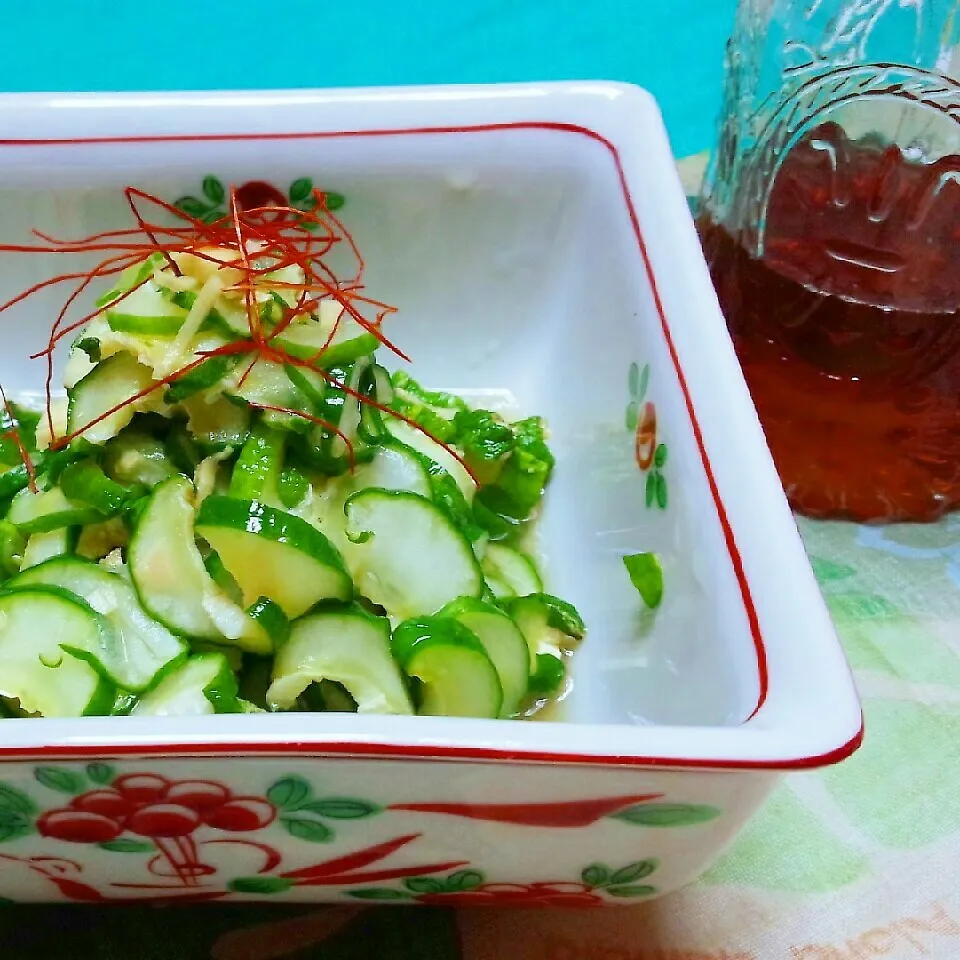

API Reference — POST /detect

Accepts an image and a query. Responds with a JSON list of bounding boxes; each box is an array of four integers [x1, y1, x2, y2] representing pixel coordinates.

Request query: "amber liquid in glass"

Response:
[[700, 122, 960, 522]]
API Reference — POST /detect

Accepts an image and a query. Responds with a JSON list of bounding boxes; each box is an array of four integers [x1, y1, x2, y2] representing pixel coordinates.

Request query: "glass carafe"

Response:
[[699, 0, 960, 522]]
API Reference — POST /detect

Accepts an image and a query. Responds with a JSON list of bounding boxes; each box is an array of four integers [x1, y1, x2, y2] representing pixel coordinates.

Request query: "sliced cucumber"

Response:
[[131, 653, 241, 716], [275, 301, 379, 369], [344, 489, 483, 619], [505, 593, 586, 672], [392, 616, 502, 718], [481, 543, 543, 598], [384, 417, 476, 501], [129, 475, 225, 639], [437, 597, 530, 717], [196, 496, 352, 618], [0, 586, 115, 716], [229, 424, 284, 503], [105, 281, 189, 337], [181, 395, 250, 452], [67, 352, 159, 445], [164, 352, 239, 405], [59, 460, 140, 517], [20, 526, 78, 570], [8, 486, 103, 535], [345, 443, 431, 499], [96, 253, 164, 307], [267, 606, 413, 714], [10, 556, 187, 692], [103, 431, 176, 488]]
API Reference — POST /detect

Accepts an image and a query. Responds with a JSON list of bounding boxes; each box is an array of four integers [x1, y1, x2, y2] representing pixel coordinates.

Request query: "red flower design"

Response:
[[235, 181, 294, 222], [635, 401, 657, 470]]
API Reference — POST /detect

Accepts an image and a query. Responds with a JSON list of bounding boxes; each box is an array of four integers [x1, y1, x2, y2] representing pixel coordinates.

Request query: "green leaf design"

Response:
[[289, 178, 313, 204], [85, 763, 115, 786], [655, 472, 668, 509], [98, 838, 154, 853], [645, 472, 656, 507], [403, 877, 445, 895], [202, 209, 226, 225], [202, 175, 226, 205], [625, 401, 639, 432], [611, 860, 658, 884], [174, 196, 210, 219], [581, 863, 610, 888], [622, 552, 663, 609], [0, 783, 35, 815], [628, 362, 640, 398], [281, 815, 334, 843], [323, 191, 346, 211], [654, 442, 668, 468], [638, 363, 650, 401], [299, 798, 380, 820], [228, 876, 295, 895], [267, 775, 311, 810], [34, 767, 84, 795], [607, 884, 657, 897], [0, 817, 32, 843], [444, 870, 484, 892], [348, 888, 411, 901], [611, 802, 721, 827], [299, 193, 319, 211]]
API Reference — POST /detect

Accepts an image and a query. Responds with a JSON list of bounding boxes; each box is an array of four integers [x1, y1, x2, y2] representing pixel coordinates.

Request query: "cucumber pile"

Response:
[[0, 246, 584, 720]]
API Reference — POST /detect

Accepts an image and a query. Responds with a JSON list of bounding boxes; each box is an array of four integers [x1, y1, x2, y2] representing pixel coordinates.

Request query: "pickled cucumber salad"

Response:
[[0, 185, 584, 721]]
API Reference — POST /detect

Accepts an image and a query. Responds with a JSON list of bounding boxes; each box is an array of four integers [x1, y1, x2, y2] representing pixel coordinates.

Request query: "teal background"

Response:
[[0, 0, 736, 158]]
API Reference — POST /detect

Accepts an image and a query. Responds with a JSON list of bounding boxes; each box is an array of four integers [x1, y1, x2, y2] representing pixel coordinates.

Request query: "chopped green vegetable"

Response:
[[623, 552, 663, 609]]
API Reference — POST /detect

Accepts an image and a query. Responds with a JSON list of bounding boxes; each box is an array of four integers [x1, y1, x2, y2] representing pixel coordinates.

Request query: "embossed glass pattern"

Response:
[[699, 0, 960, 522]]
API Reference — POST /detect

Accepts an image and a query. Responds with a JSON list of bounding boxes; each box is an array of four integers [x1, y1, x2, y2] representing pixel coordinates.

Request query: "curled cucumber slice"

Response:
[[392, 616, 502, 719], [344, 489, 483, 619]]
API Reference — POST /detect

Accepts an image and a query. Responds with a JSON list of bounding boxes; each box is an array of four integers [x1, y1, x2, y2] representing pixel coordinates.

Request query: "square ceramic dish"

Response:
[[0, 82, 861, 905]]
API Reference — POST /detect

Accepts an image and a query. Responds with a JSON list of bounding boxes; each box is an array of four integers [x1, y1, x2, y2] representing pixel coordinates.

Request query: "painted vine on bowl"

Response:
[[0, 764, 720, 903], [626, 361, 669, 509]]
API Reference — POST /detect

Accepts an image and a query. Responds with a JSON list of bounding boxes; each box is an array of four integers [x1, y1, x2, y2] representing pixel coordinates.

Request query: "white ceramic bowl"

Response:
[[0, 82, 861, 905]]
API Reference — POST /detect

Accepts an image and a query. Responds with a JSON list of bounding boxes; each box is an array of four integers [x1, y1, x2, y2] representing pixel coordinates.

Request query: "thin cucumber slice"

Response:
[[181, 395, 250, 452], [275, 301, 379, 369], [164, 352, 238, 405], [103, 431, 176, 488], [505, 593, 586, 673], [131, 653, 241, 716], [129, 475, 225, 639], [10, 556, 187, 692], [20, 526, 78, 570], [196, 496, 352, 618], [481, 543, 543, 598], [59, 460, 140, 517], [284, 363, 327, 410], [229, 424, 284, 503], [344, 489, 483, 619], [392, 616, 502, 718], [437, 597, 530, 717], [0, 586, 115, 717], [383, 418, 476, 501], [105, 282, 189, 336], [8, 486, 103, 535], [346, 443, 431, 498], [0, 521, 24, 577], [267, 606, 413, 714], [96, 253, 164, 308], [67, 352, 159, 445]]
